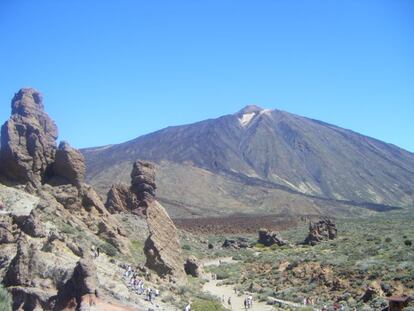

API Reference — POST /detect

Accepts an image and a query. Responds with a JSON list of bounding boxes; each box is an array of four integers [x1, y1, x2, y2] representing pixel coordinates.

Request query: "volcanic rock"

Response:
[[0, 88, 58, 190], [304, 217, 337, 246], [144, 201, 186, 282], [13, 209, 46, 238], [184, 256, 203, 277], [105, 183, 137, 214], [258, 228, 287, 247], [222, 237, 250, 249], [131, 160, 156, 208], [53, 141, 86, 187]]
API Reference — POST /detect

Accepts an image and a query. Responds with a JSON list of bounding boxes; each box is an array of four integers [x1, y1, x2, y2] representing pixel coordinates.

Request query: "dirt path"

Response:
[[201, 256, 320, 311], [203, 279, 274, 311]]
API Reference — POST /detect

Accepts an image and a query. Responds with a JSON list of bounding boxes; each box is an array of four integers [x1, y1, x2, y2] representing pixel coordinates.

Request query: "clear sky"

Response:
[[0, 0, 413, 151]]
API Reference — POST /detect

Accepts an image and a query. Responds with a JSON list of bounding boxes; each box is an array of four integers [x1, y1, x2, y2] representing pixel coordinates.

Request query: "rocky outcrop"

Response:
[[130, 160, 156, 209], [55, 255, 99, 310], [13, 209, 46, 238], [304, 218, 337, 246], [144, 201, 186, 282], [184, 256, 203, 278], [53, 141, 86, 187], [105, 160, 156, 215], [222, 237, 250, 249], [258, 228, 287, 247], [105, 183, 137, 214], [0, 88, 58, 190]]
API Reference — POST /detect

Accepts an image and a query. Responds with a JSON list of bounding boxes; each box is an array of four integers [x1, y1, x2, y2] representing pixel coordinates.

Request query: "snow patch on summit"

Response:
[[238, 112, 256, 126]]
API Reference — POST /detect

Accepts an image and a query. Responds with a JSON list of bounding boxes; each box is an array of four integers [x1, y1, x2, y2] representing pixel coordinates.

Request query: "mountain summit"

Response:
[[82, 107, 414, 218]]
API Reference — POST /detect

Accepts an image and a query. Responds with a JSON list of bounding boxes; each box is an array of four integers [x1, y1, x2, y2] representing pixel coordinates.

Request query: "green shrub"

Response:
[[404, 239, 412, 246], [99, 242, 118, 257], [191, 299, 226, 311], [182, 244, 192, 251], [0, 285, 12, 311], [254, 243, 265, 249]]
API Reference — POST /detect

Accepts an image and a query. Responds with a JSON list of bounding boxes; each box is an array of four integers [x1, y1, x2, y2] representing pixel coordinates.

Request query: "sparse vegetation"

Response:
[[0, 285, 12, 311]]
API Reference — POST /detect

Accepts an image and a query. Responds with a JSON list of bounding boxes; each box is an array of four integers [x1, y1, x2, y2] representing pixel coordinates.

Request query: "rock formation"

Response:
[[108, 160, 186, 281], [53, 141, 86, 187], [130, 160, 156, 208], [0, 88, 58, 190], [258, 228, 287, 247], [0, 89, 133, 310], [144, 200, 186, 282], [105, 183, 137, 214], [304, 217, 337, 246], [184, 256, 203, 278], [222, 237, 250, 249]]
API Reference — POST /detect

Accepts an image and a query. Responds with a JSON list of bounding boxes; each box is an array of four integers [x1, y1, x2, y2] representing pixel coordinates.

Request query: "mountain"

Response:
[[82, 105, 414, 218]]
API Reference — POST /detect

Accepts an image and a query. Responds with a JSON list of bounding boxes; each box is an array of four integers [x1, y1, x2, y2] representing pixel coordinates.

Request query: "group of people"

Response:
[[123, 265, 159, 304], [303, 296, 316, 305], [243, 295, 253, 309]]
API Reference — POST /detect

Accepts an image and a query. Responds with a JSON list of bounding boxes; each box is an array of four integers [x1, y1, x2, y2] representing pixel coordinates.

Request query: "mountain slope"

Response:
[[82, 105, 414, 217]]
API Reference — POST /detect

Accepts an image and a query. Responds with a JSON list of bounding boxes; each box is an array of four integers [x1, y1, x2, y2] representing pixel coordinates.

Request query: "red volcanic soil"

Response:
[[173, 214, 313, 234]]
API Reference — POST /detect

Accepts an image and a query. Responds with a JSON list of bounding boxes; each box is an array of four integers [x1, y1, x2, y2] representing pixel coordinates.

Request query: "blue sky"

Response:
[[0, 0, 413, 151]]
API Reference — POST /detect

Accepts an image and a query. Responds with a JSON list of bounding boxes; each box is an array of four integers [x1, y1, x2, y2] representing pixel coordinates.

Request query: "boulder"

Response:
[[0, 216, 16, 243], [304, 217, 337, 246], [184, 256, 203, 277], [258, 228, 287, 247], [222, 237, 250, 249], [144, 201, 186, 282], [105, 183, 138, 214], [55, 255, 99, 310], [53, 141, 86, 187], [0, 88, 58, 190], [14, 209, 46, 238]]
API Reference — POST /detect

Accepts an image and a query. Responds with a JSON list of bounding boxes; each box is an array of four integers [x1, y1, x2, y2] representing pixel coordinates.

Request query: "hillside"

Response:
[[82, 105, 414, 218]]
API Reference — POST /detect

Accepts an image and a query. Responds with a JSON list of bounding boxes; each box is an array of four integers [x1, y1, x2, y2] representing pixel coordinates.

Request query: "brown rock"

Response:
[[53, 141, 86, 187], [304, 217, 337, 246], [144, 201, 186, 282], [0, 88, 58, 190], [258, 228, 287, 247], [105, 183, 138, 214], [130, 160, 156, 208], [0, 216, 16, 243], [184, 256, 203, 277], [14, 209, 46, 238]]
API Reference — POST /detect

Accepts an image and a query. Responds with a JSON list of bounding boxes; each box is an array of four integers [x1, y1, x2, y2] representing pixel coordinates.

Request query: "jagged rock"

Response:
[[4, 239, 33, 287], [304, 217, 337, 246], [55, 256, 99, 310], [258, 228, 287, 247], [222, 237, 250, 249], [184, 256, 203, 277], [53, 141, 86, 187], [0, 216, 16, 243], [144, 201, 186, 282], [0, 88, 58, 190], [97, 221, 128, 254], [81, 185, 106, 214], [14, 209, 46, 238], [131, 160, 156, 208], [105, 183, 137, 213]]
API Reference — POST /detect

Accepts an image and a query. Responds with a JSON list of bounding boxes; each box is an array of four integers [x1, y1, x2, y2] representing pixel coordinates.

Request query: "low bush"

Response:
[[99, 241, 118, 257], [191, 299, 226, 311]]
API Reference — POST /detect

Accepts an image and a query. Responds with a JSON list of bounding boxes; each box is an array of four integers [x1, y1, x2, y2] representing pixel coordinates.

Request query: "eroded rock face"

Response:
[[0, 88, 58, 190], [131, 160, 156, 208], [304, 217, 337, 246], [258, 228, 287, 247], [184, 256, 203, 278], [55, 255, 99, 310], [105, 183, 137, 214], [53, 141, 86, 187], [144, 201, 186, 282]]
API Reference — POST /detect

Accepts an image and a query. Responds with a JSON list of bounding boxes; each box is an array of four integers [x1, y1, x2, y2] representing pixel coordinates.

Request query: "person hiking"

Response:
[[227, 297, 231, 306], [184, 302, 191, 311], [244, 298, 248, 310]]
